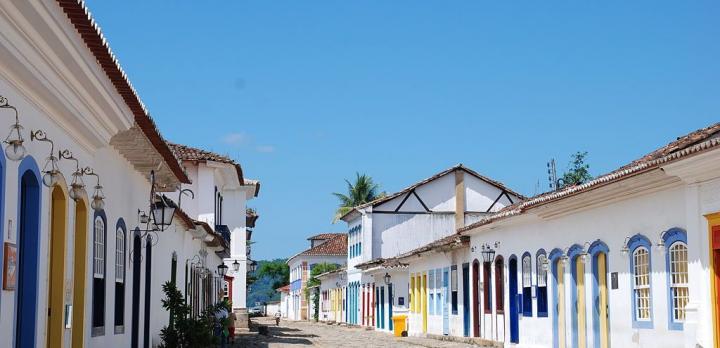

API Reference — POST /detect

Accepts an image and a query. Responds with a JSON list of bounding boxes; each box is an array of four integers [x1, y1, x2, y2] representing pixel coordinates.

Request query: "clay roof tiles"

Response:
[[299, 233, 348, 257], [167, 143, 245, 186], [55, 0, 189, 184]]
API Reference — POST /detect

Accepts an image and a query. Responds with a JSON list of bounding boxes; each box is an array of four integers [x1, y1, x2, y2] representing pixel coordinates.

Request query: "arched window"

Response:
[[92, 212, 107, 335], [663, 228, 688, 330], [536, 250, 548, 317], [495, 256, 504, 313], [629, 234, 653, 328], [521, 252, 532, 316], [483, 260, 492, 313], [114, 220, 126, 333]]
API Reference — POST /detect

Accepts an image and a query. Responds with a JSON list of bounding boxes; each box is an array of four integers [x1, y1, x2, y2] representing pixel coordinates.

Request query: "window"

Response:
[[114, 223, 126, 333], [537, 251, 548, 317], [522, 253, 532, 316], [495, 257, 504, 313], [451, 265, 458, 315], [429, 269, 435, 315], [628, 233, 653, 328], [663, 228, 689, 330], [435, 269, 442, 315], [483, 261, 492, 313], [92, 214, 106, 334]]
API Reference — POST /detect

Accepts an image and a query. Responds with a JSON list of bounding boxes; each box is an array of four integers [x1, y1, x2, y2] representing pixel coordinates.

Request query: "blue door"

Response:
[[443, 268, 450, 335], [388, 284, 394, 331], [462, 263, 470, 336], [509, 257, 520, 343], [16, 163, 41, 348], [380, 286, 385, 329], [376, 287, 380, 328]]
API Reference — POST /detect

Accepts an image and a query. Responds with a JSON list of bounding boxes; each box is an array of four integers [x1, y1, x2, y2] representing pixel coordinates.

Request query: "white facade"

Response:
[[0, 1, 248, 347], [327, 165, 521, 333]]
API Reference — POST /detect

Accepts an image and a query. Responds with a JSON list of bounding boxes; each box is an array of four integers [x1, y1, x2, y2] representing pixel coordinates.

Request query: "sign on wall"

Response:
[[3, 242, 17, 290]]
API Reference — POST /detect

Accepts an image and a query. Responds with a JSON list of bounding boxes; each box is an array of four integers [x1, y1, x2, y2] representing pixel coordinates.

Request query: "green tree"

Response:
[[256, 259, 290, 290], [304, 262, 340, 321], [158, 281, 219, 348], [561, 151, 593, 187], [332, 173, 384, 222]]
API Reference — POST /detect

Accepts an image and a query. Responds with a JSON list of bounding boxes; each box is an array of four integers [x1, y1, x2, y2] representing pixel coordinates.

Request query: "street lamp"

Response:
[[218, 263, 229, 277], [248, 260, 257, 273], [0, 95, 26, 161], [232, 259, 241, 273], [383, 273, 391, 285], [480, 242, 500, 263]]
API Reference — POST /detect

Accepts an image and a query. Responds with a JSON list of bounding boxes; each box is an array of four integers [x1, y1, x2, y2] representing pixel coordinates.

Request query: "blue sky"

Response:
[[85, 1, 719, 261]]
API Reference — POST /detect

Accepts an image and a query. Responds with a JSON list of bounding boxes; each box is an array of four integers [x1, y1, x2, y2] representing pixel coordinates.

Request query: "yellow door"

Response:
[[422, 273, 428, 333], [48, 187, 67, 348], [557, 260, 566, 348], [72, 199, 88, 348], [598, 253, 609, 348], [576, 257, 587, 348]]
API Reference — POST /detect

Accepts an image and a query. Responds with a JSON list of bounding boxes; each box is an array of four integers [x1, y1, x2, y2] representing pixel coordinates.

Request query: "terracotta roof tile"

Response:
[[167, 143, 245, 186], [55, 0, 189, 184], [307, 233, 344, 241], [454, 122, 720, 232], [299, 234, 347, 256]]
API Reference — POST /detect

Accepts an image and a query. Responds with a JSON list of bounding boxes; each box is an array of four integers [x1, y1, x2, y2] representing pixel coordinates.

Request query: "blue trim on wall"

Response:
[[15, 155, 42, 348], [536, 249, 548, 317], [429, 269, 435, 315], [628, 234, 654, 329], [662, 228, 687, 331], [508, 255, 519, 344], [589, 240, 610, 348], [566, 244, 585, 348], [548, 248, 563, 348], [521, 252, 532, 317]]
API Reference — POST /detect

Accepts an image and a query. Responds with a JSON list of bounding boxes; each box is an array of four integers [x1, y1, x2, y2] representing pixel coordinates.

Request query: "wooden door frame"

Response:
[[707, 212, 720, 348]]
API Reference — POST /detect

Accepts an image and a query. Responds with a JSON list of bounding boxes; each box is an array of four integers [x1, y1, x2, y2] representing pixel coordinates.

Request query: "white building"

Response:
[[0, 1, 257, 347], [286, 233, 347, 321], [169, 143, 260, 321], [375, 122, 720, 348], [332, 165, 522, 333]]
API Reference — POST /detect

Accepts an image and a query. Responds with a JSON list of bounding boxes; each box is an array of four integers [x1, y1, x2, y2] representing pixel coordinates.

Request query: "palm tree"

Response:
[[332, 173, 384, 222]]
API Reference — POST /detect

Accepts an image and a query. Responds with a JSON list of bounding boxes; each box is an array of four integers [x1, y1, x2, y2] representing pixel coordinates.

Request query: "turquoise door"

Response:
[[443, 268, 450, 335]]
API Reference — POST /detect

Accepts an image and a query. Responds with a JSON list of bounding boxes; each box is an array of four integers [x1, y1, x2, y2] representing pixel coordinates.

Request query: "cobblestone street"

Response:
[[234, 317, 480, 348]]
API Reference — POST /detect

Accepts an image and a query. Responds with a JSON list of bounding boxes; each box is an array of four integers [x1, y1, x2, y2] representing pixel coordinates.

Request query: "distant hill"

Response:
[[246, 259, 286, 308]]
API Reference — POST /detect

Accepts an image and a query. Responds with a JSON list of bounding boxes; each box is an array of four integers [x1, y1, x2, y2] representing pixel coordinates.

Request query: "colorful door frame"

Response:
[[472, 260, 480, 337], [549, 248, 566, 348], [388, 283, 394, 331], [508, 255, 519, 344], [47, 185, 68, 348], [131, 230, 141, 348], [462, 263, 470, 337], [589, 240, 610, 348], [15, 157, 42, 348], [443, 268, 449, 335], [707, 213, 720, 348], [72, 198, 89, 348], [568, 244, 587, 348]]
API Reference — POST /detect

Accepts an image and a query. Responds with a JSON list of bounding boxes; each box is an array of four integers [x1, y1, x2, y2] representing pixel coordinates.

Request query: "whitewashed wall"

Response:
[[466, 184, 697, 348]]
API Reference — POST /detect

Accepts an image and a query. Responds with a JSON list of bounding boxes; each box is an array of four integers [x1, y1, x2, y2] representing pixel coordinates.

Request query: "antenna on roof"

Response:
[[547, 159, 565, 191]]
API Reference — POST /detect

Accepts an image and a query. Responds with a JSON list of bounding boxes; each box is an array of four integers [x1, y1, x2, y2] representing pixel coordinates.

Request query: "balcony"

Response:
[[215, 224, 231, 245]]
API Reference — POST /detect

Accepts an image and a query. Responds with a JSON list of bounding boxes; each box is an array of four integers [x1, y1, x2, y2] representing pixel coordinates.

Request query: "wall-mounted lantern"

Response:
[[59, 149, 86, 201], [0, 95, 26, 161], [218, 263, 229, 277], [82, 167, 105, 211], [383, 272, 391, 285], [232, 259, 241, 273], [480, 242, 500, 263], [30, 130, 61, 187]]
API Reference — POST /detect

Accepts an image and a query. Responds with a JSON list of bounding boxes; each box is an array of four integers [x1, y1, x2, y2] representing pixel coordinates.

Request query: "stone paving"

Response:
[[232, 317, 481, 348]]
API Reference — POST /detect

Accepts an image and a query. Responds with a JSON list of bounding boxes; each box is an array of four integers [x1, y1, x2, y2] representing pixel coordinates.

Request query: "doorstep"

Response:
[[425, 333, 503, 348]]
